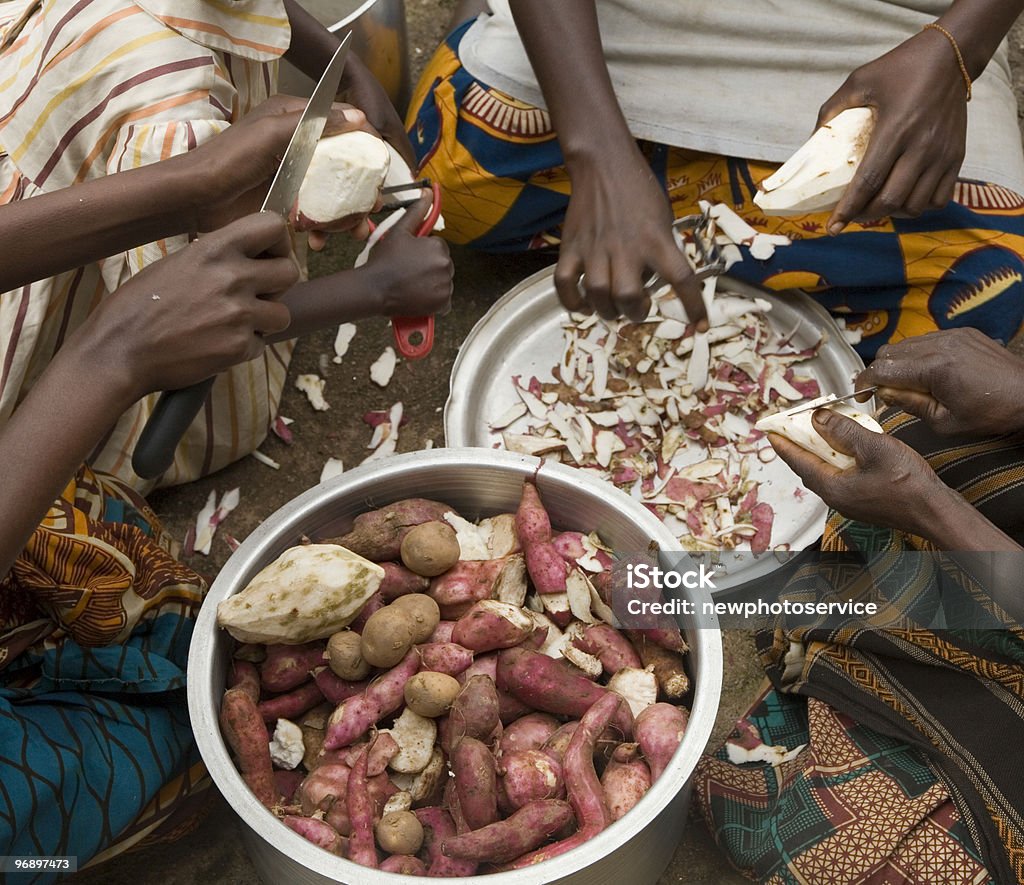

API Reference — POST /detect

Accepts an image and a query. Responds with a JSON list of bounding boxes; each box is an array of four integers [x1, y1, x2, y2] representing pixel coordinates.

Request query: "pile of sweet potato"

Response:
[[217, 480, 691, 874]]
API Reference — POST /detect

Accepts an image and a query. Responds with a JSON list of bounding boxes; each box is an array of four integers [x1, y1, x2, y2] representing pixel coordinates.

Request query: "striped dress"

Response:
[[0, 0, 294, 491]]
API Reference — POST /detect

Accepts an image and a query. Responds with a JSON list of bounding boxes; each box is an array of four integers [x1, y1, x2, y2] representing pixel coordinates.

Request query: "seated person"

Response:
[[407, 0, 1024, 356], [697, 327, 1024, 883], [0, 0, 451, 491]]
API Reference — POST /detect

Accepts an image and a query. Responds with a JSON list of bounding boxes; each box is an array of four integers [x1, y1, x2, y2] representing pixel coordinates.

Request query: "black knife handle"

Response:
[[132, 377, 216, 480]]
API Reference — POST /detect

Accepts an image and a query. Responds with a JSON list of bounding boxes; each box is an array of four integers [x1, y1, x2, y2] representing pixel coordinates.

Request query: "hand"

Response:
[[340, 56, 417, 170], [856, 328, 1024, 437], [769, 409, 950, 537], [84, 213, 297, 395], [361, 192, 454, 317], [553, 152, 705, 327], [820, 27, 969, 234], [191, 95, 372, 231]]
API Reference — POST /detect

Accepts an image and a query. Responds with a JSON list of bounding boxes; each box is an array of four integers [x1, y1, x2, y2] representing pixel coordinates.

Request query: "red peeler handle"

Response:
[[391, 181, 442, 360]]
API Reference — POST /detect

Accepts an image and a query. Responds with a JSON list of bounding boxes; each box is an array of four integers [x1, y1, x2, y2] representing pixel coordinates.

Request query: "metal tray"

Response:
[[444, 266, 865, 591]]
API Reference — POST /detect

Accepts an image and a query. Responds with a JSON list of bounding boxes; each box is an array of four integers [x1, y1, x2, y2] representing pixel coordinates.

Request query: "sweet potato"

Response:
[[542, 721, 578, 763], [274, 769, 305, 804], [346, 745, 378, 868], [313, 667, 370, 706], [627, 632, 690, 698], [349, 590, 385, 632], [634, 703, 689, 780], [367, 731, 400, 777], [322, 769, 398, 836], [379, 855, 426, 875], [499, 713, 561, 758], [379, 561, 430, 601], [323, 650, 420, 749], [219, 688, 276, 808], [415, 806, 478, 877], [300, 762, 350, 815], [451, 737, 498, 830], [428, 619, 457, 643], [515, 481, 568, 596], [416, 641, 474, 677], [592, 570, 687, 654], [257, 681, 325, 723], [573, 623, 642, 674], [497, 647, 633, 738], [284, 815, 344, 854], [233, 643, 267, 664], [428, 558, 506, 619], [260, 641, 327, 692], [323, 498, 455, 561], [498, 689, 533, 725], [448, 674, 500, 750], [500, 749, 565, 810], [228, 659, 261, 704], [509, 692, 624, 868], [441, 799, 575, 865], [601, 756, 652, 821], [451, 600, 535, 652]]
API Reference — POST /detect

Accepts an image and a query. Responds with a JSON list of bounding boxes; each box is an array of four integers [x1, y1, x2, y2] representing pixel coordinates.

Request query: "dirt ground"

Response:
[[66, 6, 1024, 885]]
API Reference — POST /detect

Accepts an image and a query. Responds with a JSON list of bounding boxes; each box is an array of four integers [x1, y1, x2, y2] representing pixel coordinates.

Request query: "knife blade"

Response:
[[782, 386, 877, 417], [131, 35, 352, 481]]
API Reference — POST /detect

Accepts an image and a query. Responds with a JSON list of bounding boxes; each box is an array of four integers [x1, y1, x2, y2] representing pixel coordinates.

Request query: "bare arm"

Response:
[[507, 0, 703, 326]]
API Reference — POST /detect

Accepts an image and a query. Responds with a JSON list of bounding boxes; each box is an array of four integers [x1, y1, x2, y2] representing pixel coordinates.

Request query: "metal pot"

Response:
[[277, 0, 411, 113], [188, 449, 723, 885]]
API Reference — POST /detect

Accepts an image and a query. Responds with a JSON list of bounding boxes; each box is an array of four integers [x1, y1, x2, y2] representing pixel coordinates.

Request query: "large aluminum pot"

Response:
[[278, 0, 410, 113], [188, 448, 722, 885]]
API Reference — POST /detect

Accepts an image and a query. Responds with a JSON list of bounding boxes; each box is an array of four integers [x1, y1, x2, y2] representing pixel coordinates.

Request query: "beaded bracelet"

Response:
[[923, 22, 973, 102]]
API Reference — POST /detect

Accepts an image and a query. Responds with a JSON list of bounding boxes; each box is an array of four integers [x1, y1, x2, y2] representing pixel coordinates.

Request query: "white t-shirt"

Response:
[[459, 0, 1024, 194]]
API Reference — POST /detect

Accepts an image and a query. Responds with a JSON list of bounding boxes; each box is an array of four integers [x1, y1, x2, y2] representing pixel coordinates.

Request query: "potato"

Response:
[[360, 607, 415, 669], [400, 521, 461, 577], [390, 594, 441, 644], [326, 630, 371, 681], [375, 810, 424, 855], [404, 671, 460, 718]]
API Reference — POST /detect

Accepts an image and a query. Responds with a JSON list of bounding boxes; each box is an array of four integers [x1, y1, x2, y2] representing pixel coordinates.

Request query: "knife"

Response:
[[132, 35, 352, 481], [781, 386, 877, 417]]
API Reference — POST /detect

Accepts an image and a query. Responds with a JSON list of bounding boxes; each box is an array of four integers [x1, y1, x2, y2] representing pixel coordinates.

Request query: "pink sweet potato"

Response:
[[257, 680, 325, 723], [300, 763, 350, 815], [428, 558, 506, 619], [313, 667, 370, 706], [428, 619, 457, 643], [415, 806, 478, 877], [515, 482, 568, 595], [500, 749, 565, 810], [346, 745, 378, 868], [417, 641, 474, 676], [592, 570, 687, 654], [601, 756, 652, 821], [349, 591, 384, 632], [284, 815, 344, 854], [379, 561, 430, 601], [634, 703, 689, 780], [379, 855, 426, 875], [323, 650, 420, 750], [260, 641, 326, 692], [497, 647, 633, 738], [499, 713, 561, 757], [451, 600, 535, 652], [220, 688, 276, 808], [442, 799, 575, 865], [552, 531, 615, 570], [573, 623, 642, 675], [627, 632, 690, 698], [448, 674, 500, 750], [274, 769, 305, 804], [323, 499, 455, 561], [542, 721, 579, 763], [366, 732, 400, 777], [322, 770, 397, 836], [229, 660, 261, 703], [451, 737, 498, 830], [509, 692, 625, 868]]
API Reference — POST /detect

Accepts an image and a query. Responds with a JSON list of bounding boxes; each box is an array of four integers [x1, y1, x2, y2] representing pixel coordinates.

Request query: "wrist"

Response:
[[68, 313, 147, 410]]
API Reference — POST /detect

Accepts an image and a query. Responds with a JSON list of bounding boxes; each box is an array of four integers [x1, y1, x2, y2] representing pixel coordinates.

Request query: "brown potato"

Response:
[[360, 607, 415, 669], [404, 671, 461, 718], [375, 810, 424, 855], [326, 630, 371, 681], [400, 521, 461, 577], [390, 594, 441, 644]]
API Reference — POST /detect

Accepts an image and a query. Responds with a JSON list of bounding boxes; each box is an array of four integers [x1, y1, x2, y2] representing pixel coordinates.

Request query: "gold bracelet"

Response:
[[923, 22, 972, 102]]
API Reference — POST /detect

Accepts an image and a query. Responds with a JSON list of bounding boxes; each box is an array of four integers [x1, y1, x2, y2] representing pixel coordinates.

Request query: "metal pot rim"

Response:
[[188, 448, 723, 883]]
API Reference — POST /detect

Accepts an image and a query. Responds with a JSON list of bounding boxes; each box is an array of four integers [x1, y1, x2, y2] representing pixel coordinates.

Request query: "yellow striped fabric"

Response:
[[0, 0, 293, 491]]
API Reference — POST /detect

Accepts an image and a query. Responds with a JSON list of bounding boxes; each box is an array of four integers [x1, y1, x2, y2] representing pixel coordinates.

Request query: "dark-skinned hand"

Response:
[[857, 328, 1024, 438]]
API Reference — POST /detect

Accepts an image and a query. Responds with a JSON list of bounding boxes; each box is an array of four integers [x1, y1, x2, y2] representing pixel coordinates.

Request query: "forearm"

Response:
[[0, 330, 136, 577], [282, 0, 375, 93], [937, 0, 1024, 80], [0, 153, 203, 292], [264, 268, 383, 342], [508, 0, 636, 167]]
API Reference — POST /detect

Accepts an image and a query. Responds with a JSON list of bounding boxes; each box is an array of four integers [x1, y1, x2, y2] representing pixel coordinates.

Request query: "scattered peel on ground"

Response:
[[296, 375, 329, 412]]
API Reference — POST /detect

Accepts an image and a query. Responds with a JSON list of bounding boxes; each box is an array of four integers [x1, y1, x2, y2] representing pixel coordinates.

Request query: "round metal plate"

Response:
[[444, 266, 866, 591]]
